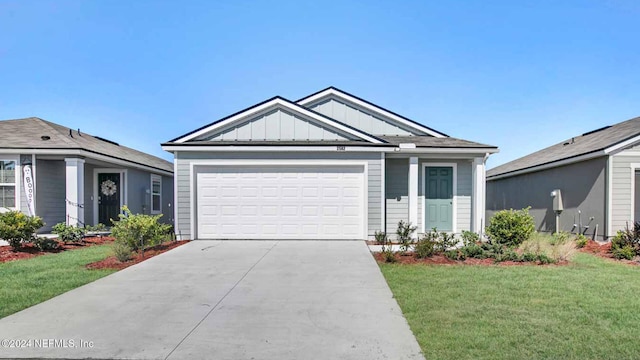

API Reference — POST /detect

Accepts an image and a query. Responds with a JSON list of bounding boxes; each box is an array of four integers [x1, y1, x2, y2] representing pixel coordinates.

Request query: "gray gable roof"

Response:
[[0, 117, 173, 173], [488, 116, 640, 178]]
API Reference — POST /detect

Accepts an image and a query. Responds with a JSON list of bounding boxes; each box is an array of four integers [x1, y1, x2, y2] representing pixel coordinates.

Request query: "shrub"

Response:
[[111, 206, 172, 251], [0, 211, 44, 250], [521, 252, 537, 262], [444, 249, 465, 261], [461, 230, 480, 246], [414, 237, 436, 258], [612, 245, 635, 260], [33, 237, 60, 251], [611, 223, 640, 256], [551, 231, 571, 245], [494, 249, 519, 263], [112, 240, 133, 262], [52, 222, 85, 243], [486, 207, 535, 247], [461, 243, 486, 259], [536, 253, 555, 264], [575, 234, 588, 248], [374, 231, 388, 246], [518, 232, 575, 263], [85, 223, 107, 233], [396, 220, 417, 253]]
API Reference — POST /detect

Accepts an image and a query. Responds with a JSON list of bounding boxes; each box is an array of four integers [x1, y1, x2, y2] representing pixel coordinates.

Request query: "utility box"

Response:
[[551, 189, 563, 212]]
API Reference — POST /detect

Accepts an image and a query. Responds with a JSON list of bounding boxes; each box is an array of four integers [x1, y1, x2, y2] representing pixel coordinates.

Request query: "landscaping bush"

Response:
[[396, 220, 417, 253], [445, 249, 465, 261], [611, 223, 640, 256], [414, 237, 436, 258], [0, 211, 44, 250], [461, 230, 480, 246], [85, 223, 107, 233], [575, 234, 588, 248], [33, 237, 60, 251], [486, 207, 535, 247], [112, 240, 133, 262], [52, 222, 85, 243], [518, 232, 574, 263], [612, 245, 635, 260], [461, 243, 486, 259], [374, 230, 388, 246], [111, 206, 172, 251]]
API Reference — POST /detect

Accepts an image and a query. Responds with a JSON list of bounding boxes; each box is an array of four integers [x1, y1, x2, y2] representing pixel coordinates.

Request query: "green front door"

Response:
[[425, 167, 453, 231]]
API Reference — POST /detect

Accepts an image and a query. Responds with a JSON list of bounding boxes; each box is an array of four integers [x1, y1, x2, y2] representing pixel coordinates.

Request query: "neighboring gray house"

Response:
[[0, 117, 174, 232], [162, 87, 498, 240], [487, 116, 640, 240]]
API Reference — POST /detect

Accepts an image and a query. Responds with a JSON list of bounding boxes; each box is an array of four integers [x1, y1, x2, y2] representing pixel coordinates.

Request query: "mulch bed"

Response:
[[579, 240, 640, 265], [373, 252, 568, 266], [86, 240, 190, 271], [0, 236, 115, 263]]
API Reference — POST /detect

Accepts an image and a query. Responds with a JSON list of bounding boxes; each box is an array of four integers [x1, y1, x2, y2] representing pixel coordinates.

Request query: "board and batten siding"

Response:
[[174, 152, 382, 240], [306, 98, 424, 136], [610, 146, 640, 235], [197, 108, 353, 142]]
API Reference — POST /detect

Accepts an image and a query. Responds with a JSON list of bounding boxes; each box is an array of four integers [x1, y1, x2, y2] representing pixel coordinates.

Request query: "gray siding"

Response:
[[198, 108, 353, 141], [83, 163, 96, 226], [307, 98, 424, 136], [35, 160, 66, 232], [487, 156, 607, 240], [175, 151, 382, 240], [385, 159, 408, 234], [162, 174, 174, 226], [610, 148, 640, 234]]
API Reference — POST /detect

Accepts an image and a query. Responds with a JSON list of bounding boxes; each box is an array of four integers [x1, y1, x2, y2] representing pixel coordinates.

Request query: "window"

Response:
[[151, 175, 162, 214], [0, 160, 17, 209]]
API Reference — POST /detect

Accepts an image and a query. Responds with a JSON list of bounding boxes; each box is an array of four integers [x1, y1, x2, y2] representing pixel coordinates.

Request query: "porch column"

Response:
[[409, 156, 419, 238], [65, 158, 85, 227], [472, 157, 486, 234]]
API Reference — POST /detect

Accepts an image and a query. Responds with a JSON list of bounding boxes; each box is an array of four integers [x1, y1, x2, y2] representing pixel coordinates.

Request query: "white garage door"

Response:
[[196, 165, 365, 239]]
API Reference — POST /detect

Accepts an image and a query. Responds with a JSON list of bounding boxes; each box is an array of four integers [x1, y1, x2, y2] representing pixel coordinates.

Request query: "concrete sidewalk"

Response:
[[0, 241, 423, 360]]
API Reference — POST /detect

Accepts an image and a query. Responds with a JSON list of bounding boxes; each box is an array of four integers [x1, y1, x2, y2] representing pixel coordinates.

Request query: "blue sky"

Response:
[[1, 0, 638, 167]]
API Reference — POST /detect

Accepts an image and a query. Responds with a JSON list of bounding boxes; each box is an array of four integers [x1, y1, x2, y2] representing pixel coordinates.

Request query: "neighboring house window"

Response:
[[0, 160, 17, 209], [151, 175, 162, 214]]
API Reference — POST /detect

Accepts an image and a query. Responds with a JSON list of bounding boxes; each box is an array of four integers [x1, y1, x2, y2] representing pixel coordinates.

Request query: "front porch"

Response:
[[383, 154, 487, 239]]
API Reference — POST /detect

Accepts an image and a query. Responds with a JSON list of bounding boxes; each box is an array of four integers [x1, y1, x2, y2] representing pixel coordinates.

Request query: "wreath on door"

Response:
[[101, 179, 117, 196]]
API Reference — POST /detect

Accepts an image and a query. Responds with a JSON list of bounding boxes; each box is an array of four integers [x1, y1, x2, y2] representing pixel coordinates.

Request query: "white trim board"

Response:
[[421, 162, 458, 234], [173, 97, 384, 144], [297, 87, 447, 138], [630, 163, 640, 226], [188, 159, 369, 240], [162, 145, 496, 155], [93, 168, 128, 226], [607, 157, 613, 238]]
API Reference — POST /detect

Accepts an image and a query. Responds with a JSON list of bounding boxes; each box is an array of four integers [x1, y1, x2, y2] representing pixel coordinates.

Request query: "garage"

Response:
[[194, 164, 365, 239]]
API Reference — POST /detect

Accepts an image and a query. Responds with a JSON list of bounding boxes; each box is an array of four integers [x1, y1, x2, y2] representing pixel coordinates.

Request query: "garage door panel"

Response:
[[196, 165, 364, 239]]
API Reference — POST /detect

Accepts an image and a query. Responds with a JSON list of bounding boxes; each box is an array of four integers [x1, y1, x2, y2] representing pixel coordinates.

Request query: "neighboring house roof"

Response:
[[0, 117, 173, 173], [488, 116, 640, 178], [378, 135, 495, 148]]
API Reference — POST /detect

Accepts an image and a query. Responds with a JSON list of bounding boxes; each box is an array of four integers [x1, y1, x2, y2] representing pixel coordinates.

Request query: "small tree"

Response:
[[396, 220, 417, 253], [0, 211, 44, 250], [111, 206, 171, 253], [486, 207, 535, 247]]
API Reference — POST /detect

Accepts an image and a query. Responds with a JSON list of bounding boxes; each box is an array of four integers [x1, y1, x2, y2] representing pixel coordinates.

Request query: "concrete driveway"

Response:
[[0, 241, 423, 359]]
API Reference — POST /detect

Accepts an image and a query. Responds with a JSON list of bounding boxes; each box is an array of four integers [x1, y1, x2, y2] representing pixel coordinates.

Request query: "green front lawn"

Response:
[[0, 245, 115, 319], [380, 253, 640, 360]]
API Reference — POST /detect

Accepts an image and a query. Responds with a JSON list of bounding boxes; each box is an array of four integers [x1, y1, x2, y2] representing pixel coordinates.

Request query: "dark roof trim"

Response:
[[296, 86, 449, 137]]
